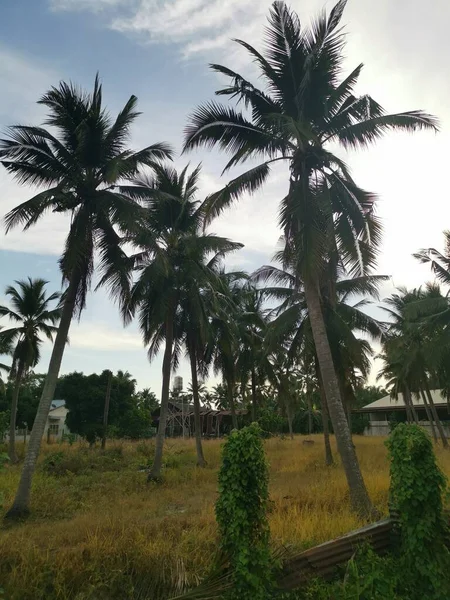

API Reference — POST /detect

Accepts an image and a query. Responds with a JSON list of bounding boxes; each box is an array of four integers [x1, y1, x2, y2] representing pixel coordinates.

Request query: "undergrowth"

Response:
[[0, 435, 449, 599]]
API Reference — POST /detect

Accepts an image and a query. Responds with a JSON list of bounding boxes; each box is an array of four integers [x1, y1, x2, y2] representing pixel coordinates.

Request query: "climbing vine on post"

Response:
[[215, 422, 272, 600], [386, 423, 450, 600]]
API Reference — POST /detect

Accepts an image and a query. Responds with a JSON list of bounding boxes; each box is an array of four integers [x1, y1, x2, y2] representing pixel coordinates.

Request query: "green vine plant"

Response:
[[215, 423, 273, 600], [386, 423, 450, 600]]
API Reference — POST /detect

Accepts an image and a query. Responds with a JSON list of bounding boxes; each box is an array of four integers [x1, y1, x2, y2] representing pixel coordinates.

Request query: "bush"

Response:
[[216, 423, 272, 600], [386, 423, 450, 600], [42, 447, 126, 477]]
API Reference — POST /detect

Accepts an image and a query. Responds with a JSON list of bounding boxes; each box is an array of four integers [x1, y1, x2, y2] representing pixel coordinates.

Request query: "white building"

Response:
[[357, 390, 450, 437], [44, 399, 71, 441], [7, 399, 71, 442]]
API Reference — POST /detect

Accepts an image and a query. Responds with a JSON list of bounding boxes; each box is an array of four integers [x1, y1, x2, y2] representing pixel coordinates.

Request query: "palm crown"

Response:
[[0, 278, 61, 376], [184, 0, 437, 278], [1, 76, 173, 312]]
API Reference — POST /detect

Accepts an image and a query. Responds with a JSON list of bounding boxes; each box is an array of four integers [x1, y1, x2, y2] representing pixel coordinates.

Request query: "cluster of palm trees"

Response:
[[0, 0, 438, 519], [378, 232, 450, 448]]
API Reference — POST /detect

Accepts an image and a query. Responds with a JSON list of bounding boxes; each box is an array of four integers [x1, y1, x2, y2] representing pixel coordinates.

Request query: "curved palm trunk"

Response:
[[226, 375, 238, 430], [148, 307, 175, 481], [251, 368, 257, 421], [304, 279, 373, 517], [5, 272, 80, 520], [8, 363, 25, 464], [189, 346, 206, 467], [317, 366, 334, 466], [420, 388, 437, 443], [424, 380, 448, 448]]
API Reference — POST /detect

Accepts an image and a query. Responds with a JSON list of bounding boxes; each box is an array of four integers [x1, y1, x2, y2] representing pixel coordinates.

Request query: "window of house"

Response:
[[48, 423, 59, 435]]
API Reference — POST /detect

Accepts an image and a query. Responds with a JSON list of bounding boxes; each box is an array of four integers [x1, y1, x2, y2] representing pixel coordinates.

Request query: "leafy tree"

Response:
[[0, 278, 60, 463], [0, 373, 46, 435], [58, 370, 138, 444], [1, 76, 172, 518], [183, 0, 436, 515], [115, 164, 242, 478]]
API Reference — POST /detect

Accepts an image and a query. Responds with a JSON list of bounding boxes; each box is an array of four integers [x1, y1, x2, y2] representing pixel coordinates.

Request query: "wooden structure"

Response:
[[152, 402, 248, 438], [279, 518, 394, 590], [279, 509, 450, 590]]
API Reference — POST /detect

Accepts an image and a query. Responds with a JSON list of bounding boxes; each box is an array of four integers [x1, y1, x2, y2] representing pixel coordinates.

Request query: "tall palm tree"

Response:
[[204, 271, 249, 429], [116, 164, 242, 479], [0, 278, 60, 463], [235, 284, 271, 421], [255, 252, 386, 462], [183, 0, 436, 515], [1, 77, 172, 518]]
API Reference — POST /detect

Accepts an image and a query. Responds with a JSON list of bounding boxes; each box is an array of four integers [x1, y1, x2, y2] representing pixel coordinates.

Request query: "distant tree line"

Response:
[[0, 370, 159, 443]]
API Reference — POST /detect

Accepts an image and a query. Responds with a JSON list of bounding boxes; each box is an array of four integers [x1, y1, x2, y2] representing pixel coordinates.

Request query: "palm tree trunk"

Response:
[[148, 306, 175, 481], [226, 375, 238, 429], [101, 370, 113, 450], [189, 346, 206, 467], [317, 368, 334, 466], [420, 388, 437, 443], [251, 368, 257, 421], [286, 395, 294, 440], [307, 386, 313, 436], [8, 363, 24, 464], [5, 271, 80, 520], [403, 385, 418, 424], [304, 279, 373, 517], [424, 380, 448, 448]]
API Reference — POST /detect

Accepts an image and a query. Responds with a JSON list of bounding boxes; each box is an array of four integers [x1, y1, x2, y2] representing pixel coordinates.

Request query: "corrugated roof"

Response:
[[50, 399, 66, 410], [359, 390, 448, 412]]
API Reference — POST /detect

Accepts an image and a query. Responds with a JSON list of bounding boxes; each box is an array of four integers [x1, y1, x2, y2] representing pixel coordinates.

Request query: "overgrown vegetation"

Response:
[[387, 424, 450, 599], [216, 424, 272, 599], [0, 436, 393, 600]]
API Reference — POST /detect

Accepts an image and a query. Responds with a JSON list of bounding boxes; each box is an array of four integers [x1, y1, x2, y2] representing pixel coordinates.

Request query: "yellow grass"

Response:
[[0, 435, 449, 599]]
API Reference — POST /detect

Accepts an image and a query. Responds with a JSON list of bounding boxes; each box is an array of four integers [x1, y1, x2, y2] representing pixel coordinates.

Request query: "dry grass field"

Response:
[[1, 434, 449, 599]]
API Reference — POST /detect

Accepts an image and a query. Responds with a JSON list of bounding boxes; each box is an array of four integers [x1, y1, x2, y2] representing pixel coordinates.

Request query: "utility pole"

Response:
[[101, 370, 113, 450]]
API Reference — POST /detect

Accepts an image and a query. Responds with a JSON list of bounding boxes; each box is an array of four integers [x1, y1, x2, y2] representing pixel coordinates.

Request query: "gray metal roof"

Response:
[[50, 399, 66, 410], [359, 390, 448, 413]]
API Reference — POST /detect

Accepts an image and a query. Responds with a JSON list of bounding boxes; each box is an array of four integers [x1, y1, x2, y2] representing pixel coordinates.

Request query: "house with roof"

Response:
[[356, 389, 450, 437], [44, 399, 71, 441], [5, 399, 72, 442]]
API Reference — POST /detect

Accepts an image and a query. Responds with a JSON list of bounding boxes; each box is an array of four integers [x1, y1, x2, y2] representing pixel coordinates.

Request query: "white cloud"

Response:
[[69, 321, 142, 350]]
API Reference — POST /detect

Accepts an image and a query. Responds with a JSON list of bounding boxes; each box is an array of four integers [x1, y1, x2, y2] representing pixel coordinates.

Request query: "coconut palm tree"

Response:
[[183, 0, 436, 514], [115, 164, 242, 479], [1, 76, 172, 519], [381, 286, 449, 447], [254, 253, 387, 463], [204, 271, 250, 429], [0, 278, 61, 463], [0, 328, 12, 375], [235, 284, 271, 421]]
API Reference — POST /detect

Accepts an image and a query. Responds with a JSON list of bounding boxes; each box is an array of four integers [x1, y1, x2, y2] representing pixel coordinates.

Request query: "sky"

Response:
[[0, 0, 449, 393]]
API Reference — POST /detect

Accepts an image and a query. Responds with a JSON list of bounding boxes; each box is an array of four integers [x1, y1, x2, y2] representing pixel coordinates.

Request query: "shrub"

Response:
[[386, 423, 450, 600], [215, 422, 272, 600], [42, 447, 126, 476]]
